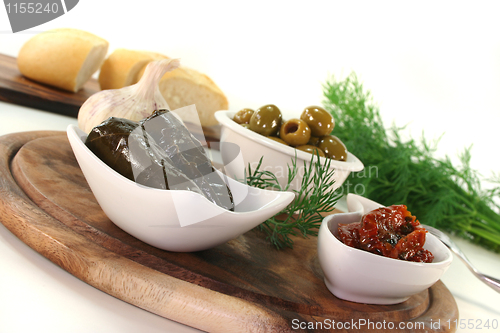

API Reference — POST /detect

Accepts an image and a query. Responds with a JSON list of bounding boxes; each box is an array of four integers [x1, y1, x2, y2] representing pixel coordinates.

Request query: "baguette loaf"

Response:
[[99, 49, 228, 127], [17, 28, 109, 92], [98, 49, 169, 90]]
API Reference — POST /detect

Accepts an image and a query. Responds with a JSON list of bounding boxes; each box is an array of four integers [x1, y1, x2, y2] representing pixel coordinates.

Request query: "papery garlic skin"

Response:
[[78, 59, 181, 133]]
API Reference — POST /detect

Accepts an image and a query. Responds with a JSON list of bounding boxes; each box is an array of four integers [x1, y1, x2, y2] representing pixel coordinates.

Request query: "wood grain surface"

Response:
[[0, 53, 99, 117], [0, 133, 458, 332]]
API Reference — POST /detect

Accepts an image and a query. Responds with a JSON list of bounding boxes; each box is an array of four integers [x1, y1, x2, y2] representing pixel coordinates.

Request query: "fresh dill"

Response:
[[247, 153, 341, 249], [323, 72, 500, 253]]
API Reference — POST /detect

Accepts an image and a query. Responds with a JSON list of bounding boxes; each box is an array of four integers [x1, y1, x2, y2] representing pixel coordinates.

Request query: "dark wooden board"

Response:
[[0, 131, 458, 332], [0, 53, 99, 117]]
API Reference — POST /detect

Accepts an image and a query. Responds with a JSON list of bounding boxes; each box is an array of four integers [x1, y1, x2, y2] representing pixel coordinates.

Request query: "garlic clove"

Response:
[[78, 59, 181, 133]]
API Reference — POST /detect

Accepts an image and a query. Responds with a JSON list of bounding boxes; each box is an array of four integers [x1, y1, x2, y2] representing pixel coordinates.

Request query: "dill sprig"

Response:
[[323, 72, 500, 253], [247, 153, 341, 249]]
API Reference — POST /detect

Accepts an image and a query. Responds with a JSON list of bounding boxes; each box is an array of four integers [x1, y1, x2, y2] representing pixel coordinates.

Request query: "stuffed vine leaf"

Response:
[[85, 112, 234, 211]]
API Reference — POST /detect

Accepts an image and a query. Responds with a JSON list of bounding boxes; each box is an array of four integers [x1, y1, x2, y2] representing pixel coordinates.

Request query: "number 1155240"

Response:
[[447, 318, 498, 330], [5, 2, 60, 14]]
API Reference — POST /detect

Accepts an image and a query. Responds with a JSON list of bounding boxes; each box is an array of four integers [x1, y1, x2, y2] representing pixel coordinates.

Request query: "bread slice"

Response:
[[157, 67, 229, 127], [134, 61, 228, 126], [98, 49, 229, 127], [98, 49, 169, 90], [17, 28, 109, 92]]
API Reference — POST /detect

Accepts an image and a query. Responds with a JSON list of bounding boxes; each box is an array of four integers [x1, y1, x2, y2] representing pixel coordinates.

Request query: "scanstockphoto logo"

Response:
[[3, 0, 79, 33]]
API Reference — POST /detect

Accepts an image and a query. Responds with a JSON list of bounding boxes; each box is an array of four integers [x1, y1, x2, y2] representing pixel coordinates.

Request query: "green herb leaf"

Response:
[[247, 153, 341, 249], [323, 72, 500, 253]]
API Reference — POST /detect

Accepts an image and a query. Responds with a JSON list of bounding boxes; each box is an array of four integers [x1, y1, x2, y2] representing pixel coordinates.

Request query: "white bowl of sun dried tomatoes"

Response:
[[317, 193, 453, 305]]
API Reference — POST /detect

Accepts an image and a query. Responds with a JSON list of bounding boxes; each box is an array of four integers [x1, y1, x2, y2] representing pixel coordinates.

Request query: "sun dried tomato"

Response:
[[338, 205, 434, 263]]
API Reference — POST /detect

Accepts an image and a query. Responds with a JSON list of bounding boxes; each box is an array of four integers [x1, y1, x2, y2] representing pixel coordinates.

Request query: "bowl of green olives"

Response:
[[214, 105, 364, 192]]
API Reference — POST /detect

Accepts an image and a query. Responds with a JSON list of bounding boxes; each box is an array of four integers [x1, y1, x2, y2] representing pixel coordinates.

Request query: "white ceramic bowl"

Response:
[[317, 193, 453, 304], [67, 124, 294, 252], [214, 110, 364, 193]]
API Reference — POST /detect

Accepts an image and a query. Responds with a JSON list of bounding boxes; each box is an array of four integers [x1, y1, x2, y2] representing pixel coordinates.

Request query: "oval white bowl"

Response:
[[317, 193, 453, 304], [67, 124, 294, 252], [214, 110, 364, 192]]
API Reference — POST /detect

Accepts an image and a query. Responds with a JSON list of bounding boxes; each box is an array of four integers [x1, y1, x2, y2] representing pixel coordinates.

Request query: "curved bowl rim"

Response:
[[215, 110, 364, 172], [321, 211, 453, 268], [66, 124, 295, 218]]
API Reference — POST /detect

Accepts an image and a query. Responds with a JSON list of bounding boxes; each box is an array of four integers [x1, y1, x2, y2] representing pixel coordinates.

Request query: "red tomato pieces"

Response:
[[338, 205, 434, 263]]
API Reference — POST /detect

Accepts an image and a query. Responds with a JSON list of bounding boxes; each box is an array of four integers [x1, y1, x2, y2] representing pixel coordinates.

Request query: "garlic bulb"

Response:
[[78, 58, 181, 133]]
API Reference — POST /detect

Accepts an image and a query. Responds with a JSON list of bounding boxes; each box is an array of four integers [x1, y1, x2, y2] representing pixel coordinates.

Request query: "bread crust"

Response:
[[99, 49, 228, 126], [158, 67, 229, 126], [17, 28, 109, 92], [99, 49, 169, 90]]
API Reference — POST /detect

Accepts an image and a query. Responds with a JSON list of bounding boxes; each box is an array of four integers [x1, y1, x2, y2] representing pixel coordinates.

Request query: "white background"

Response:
[[1, 1, 499, 175], [1, 1, 500, 332]]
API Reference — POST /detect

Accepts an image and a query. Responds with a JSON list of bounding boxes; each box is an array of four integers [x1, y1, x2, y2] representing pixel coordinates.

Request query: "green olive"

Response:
[[249, 104, 282, 136], [267, 136, 287, 145], [233, 108, 254, 124], [279, 118, 311, 146], [307, 136, 321, 146], [240, 123, 251, 130], [296, 145, 325, 157], [318, 135, 347, 161], [300, 106, 335, 137]]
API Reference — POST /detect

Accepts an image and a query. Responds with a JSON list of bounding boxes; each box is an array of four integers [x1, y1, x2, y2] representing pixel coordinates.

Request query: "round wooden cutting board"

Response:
[[0, 131, 458, 332]]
